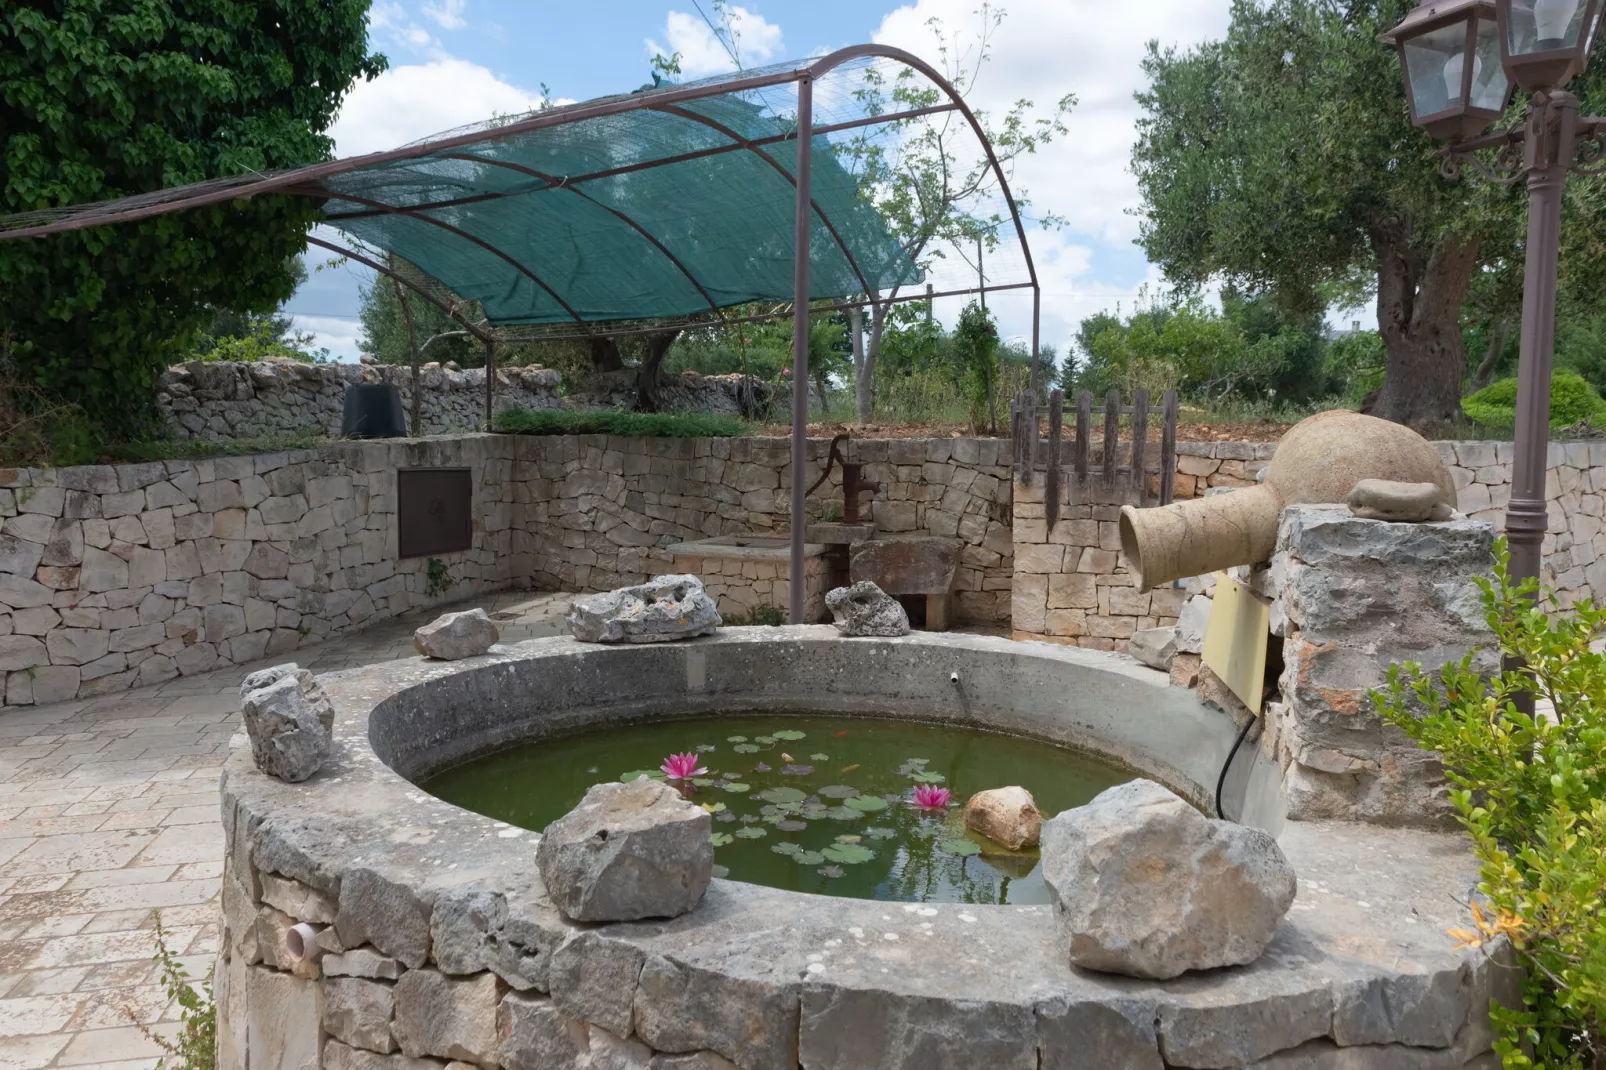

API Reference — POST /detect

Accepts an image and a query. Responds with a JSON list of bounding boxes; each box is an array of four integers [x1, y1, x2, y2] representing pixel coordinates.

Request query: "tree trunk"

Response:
[[388, 255, 422, 436], [636, 330, 682, 412], [1369, 228, 1482, 428], [849, 306, 866, 422], [588, 338, 624, 374], [1472, 318, 1512, 390], [855, 301, 886, 425]]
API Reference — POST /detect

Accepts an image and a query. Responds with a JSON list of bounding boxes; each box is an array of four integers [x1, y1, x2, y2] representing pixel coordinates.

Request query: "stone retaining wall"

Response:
[[0, 437, 523, 705], [158, 360, 564, 441], [521, 435, 1015, 626]]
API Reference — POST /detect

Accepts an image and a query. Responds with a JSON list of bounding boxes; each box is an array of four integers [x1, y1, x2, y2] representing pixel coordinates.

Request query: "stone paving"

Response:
[[0, 590, 572, 1070]]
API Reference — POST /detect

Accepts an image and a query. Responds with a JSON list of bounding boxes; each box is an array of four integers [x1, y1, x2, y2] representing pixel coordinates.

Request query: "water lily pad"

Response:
[[721, 782, 751, 793], [865, 827, 897, 840], [821, 842, 875, 865], [843, 795, 888, 812], [734, 826, 767, 840], [776, 819, 808, 832], [897, 758, 929, 772], [755, 735, 777, 745], [796, 850, 827, 866], [772, 729, 807, 741], [752, 762, 771, 773], [714, 811, 737, 823], [835, 834, 862, 844], [779, 764, 814, 777], [771, 841, 802, 856], [800, 806, 829, 820], [699, 802, 726, 813], [711, 832, 733, 846], [823, 806, 862, 821], [775, 801, 803, 814], [911, 824, 939, 839], [759, 787, 807, 804], [761, 813, 786, 825], [817, 785, 861, 799], [727, 736, 748, 743], [619, 770, 665, 783], [732, 743, 759, 754], [937, 838, 981, 857], [696, 744, 716, 752], [909, 771, 947, 784], [691, 777, 716, 787], [738, 813, 759, 823], [810, 753, 830, 761], [816, 865, 844, 878]]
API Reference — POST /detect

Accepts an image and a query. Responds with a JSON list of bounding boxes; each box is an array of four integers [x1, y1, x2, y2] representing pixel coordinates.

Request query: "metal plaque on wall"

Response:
[[397, 467, 473, 558]]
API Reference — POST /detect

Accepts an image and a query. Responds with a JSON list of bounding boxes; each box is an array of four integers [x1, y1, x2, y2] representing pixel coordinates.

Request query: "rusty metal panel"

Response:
[[397, 467, 473, 558]]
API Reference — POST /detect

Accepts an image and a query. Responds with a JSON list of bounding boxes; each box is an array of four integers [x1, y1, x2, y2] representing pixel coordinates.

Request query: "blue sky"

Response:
[[287, 0, 1265, 363]]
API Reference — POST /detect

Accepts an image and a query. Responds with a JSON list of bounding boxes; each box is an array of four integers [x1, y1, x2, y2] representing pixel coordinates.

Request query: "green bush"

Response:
[[1462, 372, 1606, 431], [493, 409, 751, 438], [1373, 544, 1606, 1068]]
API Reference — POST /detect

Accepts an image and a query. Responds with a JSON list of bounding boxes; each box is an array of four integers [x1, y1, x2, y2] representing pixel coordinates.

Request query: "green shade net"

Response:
[[313, 67, 923, 328]]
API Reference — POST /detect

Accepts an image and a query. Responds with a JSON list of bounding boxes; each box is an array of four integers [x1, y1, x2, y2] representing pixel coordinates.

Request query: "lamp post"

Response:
[[1384, 0, 1606, 590]]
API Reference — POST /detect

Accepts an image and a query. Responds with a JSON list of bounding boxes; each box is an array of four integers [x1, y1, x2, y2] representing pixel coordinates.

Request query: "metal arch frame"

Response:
[[0, 43, 1047, 625], [304, 234, 493, 344]]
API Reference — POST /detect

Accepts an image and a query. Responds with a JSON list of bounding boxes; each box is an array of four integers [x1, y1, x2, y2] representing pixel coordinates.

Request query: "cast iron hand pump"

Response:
[[1383, 0, 1606, 589]]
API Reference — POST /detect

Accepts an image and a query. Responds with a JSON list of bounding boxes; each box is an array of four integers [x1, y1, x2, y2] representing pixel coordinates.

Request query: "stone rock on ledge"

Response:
[[566, 575, 721, 644], [964, 786, 1042, 849], [241, 673, 331, 783], [240, 663, 335, 736], [1347, 478, 1454, 523], [536, 777, 713, 922], [1041, 779, 1296, 980], [824, 581, 910, 637], [414, 608, 499, 660]]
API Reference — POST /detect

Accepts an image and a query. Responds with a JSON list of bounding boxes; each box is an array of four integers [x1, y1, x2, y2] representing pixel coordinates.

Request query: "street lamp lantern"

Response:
[[1498, 0, 1604, 91], [1383, 0, 1513, 140]]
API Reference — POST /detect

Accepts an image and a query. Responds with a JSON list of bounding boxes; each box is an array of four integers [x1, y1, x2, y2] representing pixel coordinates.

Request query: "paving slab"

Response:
[[0, 590, 571, 1068]]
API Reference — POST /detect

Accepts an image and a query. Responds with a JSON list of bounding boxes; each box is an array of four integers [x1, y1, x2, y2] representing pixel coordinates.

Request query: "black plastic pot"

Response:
[[341, 383, 408, 439]]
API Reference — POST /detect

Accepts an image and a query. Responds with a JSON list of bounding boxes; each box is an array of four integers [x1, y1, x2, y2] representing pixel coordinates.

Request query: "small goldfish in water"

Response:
[[780, 753, 793, 763], [840, 763, 860, 774], [834, 730, 848, 738]]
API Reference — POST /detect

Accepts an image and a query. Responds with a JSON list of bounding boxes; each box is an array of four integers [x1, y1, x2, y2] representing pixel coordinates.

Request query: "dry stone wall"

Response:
[[0, 437, 522, 705], [520, 435, 1015, 626], [159, 360, 563, 441]]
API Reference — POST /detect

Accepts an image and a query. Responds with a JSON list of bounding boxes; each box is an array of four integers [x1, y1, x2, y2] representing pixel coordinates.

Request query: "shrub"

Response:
[[136, 910, 216, 1070], [1373, 543, 1606, 1067], [493, 409, 751, 438], [1462, 371, 1606, 431]]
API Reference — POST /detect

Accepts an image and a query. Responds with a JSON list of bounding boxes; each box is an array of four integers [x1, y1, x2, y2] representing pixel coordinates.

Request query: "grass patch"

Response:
[[494, 408, 752, 438]]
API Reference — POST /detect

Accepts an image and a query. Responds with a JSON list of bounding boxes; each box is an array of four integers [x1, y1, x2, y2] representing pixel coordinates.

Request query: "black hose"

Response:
[[1215, 713, 1259, 822]]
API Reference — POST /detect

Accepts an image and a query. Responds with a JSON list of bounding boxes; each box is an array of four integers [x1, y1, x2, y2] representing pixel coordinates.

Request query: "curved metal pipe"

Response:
[[304, 235, 494, 344]]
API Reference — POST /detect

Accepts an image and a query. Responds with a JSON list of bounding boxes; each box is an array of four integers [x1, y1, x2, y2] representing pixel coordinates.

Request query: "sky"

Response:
[[287, 0, 1256, 365]]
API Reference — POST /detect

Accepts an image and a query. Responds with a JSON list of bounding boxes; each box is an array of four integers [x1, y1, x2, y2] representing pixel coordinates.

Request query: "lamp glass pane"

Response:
[[1404, 21, 1473, 116], [1471, 17, 1513, 107], [1506, 0, 1587, 53]]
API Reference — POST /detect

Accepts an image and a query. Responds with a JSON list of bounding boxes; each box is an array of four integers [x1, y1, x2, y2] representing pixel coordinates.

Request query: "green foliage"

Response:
[[192, 320, 327, 364], [138, 911, 216, 1070], [948, 303, 999, 429], [1462, 372, 1606, 431], [493, 409, 751, 438], [425, 558, 454, 599], [726, 605, 785, 627], [1373, 545, 1606, 1067], [1557, 314, 1606, 399], [1326, 329, 1388, 405], [0, 1, 385, 435]]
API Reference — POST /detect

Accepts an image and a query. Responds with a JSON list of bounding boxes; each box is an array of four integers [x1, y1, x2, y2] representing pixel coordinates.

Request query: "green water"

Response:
[[419, 713, 1132, 904]]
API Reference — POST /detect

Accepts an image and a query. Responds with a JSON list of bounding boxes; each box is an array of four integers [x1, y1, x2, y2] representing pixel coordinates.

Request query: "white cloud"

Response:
[[871, 0, 1232, 351], [290, 314, 366, 363], [646, 6, 784, 78], [328, 58, 546, 157], [422, 0, 468, 30]]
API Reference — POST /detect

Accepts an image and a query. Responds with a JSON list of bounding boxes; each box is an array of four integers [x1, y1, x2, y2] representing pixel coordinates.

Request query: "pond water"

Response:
[[420, 713, 1133, 904]]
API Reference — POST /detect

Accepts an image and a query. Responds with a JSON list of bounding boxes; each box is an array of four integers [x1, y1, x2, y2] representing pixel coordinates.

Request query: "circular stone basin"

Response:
[[219, 628, 1502, 1069], [418, 712, 1131, 903]]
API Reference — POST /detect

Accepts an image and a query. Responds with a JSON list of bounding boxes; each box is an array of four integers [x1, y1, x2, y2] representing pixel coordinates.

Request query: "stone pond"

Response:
[[219, 628, 1510, 1069]]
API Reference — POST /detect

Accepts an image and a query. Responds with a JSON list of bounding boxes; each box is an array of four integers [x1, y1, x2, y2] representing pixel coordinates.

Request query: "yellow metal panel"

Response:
[[1201, 572, 1271, 714]]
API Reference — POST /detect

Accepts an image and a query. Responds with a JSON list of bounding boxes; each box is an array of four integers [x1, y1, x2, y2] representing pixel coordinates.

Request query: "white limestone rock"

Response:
[[963, 786, 1042, 850], [239, 662, 335, 736], [566, 575, 720, 644], [536, 777, 713, 922], [1040, 779, 1296, 980], [240, 674, 330, 783], [413, 608, 499, 660], [1127, 626, 1178, 672], [824, 581, 911, 637]]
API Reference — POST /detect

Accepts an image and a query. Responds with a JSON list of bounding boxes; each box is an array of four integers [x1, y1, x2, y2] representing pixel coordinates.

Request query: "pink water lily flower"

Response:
[[660, 752, 708, 780], [909, 784, 952, 811]]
